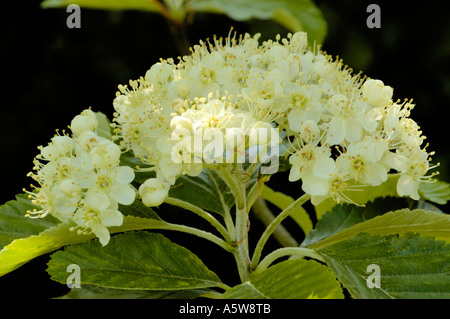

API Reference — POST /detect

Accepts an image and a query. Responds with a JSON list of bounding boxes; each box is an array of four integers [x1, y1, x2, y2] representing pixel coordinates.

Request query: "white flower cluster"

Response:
[[110, 31, 437, 207], [25, 109, 135, 245]]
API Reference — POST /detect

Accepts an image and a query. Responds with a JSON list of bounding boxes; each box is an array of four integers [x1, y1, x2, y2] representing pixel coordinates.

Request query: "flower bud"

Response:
[[139, 178, 169, 207], [71, 109, 98, 136], [362, 79, 393, 107]]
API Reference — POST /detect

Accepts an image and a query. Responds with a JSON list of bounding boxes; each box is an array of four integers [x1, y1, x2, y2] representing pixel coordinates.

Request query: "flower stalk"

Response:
[[253, 247, 325, 275], [251, 193, 311, 269], [165, 197, 232, 242], [251, 196, 299, 248]]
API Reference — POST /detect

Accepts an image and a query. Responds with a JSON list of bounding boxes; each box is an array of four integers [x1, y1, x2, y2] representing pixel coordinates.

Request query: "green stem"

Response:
[[233, 201, 251, 282], [251, 193, 311, 269], [218, 167, 251, 282], [245, 174, 270, 213], [205, 169, 235, 239], [216, 167, 246, 211], [253, 247, 325, 274], [167, 18, 191, 57], [162, 222, 233, 253], [252, 197, 299, 248], [165, 197, 232, 243]]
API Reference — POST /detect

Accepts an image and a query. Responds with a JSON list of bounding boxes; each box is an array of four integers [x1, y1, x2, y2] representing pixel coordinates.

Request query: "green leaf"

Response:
[[318, 233, 450, 299], [41, 0, 161, 12], [94, 111, 113, 140], [168, 169, 235, 215], [47, 231, 226, 290], [190, 0, 327, 45], [41, 0, 327, 45], [0, 215, 166, 277], [261, 185, 312, 235], [419, 180, 450, 205], [302, 197, 412, 248], [306, 208, 450, 250], [119, 198, 161, 220], [222, 259, 343, 299], [0, 194, 59, 250], [58, 284, 215, 299]]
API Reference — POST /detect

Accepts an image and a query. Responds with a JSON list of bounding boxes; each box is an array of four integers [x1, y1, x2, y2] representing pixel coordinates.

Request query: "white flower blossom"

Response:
[[72, 191, 123, 246], [106, 31, 438, 209], [336, 136, 389, 186], [26, 109, 135, 245], [26, 31, 441, 248]]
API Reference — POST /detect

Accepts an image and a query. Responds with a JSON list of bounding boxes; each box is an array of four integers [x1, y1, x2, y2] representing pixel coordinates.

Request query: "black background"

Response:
[[0, 0, 449, 299]]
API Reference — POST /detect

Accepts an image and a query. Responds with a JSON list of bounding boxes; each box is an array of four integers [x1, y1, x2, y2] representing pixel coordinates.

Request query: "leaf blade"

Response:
[[47, 231, 225, 290], [58, 284, 214, 299], [0, 194, 59, 250], [41, 0, 161, 12], [317, 233, 450, 299], [168, 169, 235, 215], [307, 208, 450, 250], [0, 215, 167, 277], [419, 180, 450, 205], [302, 197, 412, 248], [190, 0, 327, 45], [221, 259, 343, 299]]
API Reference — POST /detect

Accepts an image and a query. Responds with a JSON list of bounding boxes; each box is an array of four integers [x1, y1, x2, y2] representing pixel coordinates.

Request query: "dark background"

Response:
[[0, 0, 449, 298]]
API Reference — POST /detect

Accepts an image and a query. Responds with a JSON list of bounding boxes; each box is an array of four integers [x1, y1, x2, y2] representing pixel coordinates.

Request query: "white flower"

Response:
[[286, 84, 323, 133], [92, 166, 136, 205], [187, 51, 233, 98], [301, 157, 364, 206], [288, 32, 308, 53], [76, 130, 101, 152], [289, 143, 330, 182], [90, 140, 121, 170], [145, 61, 175, 86], [25, 185, 77, 222], [27, 110, 136, 243], [336, 136, 389, 186], [323, 94, 377, 145], [39, 135, 75, 161], [171, 115, 193, 132], [388, 147, 436, 200], [139, 178, 170, 207], [157, 155, 183, 184], [301, 157, 337, 205], [73, 191, 123, 246], [397, 174, 420, 200], [299, 120, 321, 144], [59, 178, 81, 197]]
